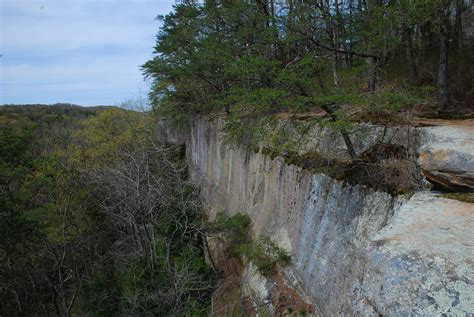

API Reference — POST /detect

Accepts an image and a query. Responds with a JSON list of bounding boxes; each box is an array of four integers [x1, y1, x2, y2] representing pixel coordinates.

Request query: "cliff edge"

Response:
[[161, 117, 473, 316]]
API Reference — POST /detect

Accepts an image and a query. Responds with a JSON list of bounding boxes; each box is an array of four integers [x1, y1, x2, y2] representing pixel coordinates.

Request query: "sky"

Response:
[[0, 0, 175, 106]]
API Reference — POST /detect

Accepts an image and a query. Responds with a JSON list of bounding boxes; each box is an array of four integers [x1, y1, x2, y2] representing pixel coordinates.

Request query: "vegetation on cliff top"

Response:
[[142, 0, 471, 196], [143, 0, 472, 155]]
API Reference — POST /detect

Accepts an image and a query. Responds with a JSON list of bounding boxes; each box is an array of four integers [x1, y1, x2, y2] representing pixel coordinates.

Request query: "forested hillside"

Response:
[[0, 105, 213, 315]]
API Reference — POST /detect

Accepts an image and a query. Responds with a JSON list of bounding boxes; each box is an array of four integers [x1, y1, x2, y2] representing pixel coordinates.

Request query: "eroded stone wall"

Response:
[[165, 117, 473, 315]]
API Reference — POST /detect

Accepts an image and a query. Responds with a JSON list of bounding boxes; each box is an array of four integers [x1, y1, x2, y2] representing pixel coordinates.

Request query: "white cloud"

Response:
[[2, 54, 146, 86], [0, 0, 174, 105], [2, 53, 151, 105], [3, 0, 172, 49]]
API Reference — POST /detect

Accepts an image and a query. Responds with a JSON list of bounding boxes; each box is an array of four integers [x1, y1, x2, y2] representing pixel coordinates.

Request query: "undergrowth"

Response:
[[261, 143, 420, 196], [207, 213, 291, 274]]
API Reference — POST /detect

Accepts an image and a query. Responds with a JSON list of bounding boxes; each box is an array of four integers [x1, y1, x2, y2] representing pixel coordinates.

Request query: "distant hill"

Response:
[[0, 103, 116, 125], [0, 103, 115, 115]]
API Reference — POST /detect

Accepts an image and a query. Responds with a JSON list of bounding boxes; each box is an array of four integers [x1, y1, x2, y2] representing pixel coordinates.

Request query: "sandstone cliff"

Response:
[[161, 117, 474, 316]]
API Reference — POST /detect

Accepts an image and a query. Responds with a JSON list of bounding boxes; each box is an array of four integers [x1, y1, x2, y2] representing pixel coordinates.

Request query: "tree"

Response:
[[144, 0, 472, 155], [1, 104, 215, 316], [438, 1, 451, 109], [71, 107, 214, 315]]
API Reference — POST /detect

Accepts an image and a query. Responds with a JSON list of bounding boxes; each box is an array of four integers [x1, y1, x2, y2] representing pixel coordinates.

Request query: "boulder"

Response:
[[419, 147, 474, 191], [418, 121, 474, 191]]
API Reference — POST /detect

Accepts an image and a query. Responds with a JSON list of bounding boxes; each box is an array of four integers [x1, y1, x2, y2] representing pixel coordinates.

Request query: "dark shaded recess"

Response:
[[261, 143, 420, 195]]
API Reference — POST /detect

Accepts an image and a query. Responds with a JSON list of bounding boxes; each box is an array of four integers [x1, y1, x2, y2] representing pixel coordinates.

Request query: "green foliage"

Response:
[[80, 244, 212, 316], [70, 109, 214, 316], [69, 107, 154, 168], [261, 144, 420, 196], [298, 307, 308, 316], [143, 0, 471, 152], [207, 212, 251, 247], [0, 104, 214, 316], [77, 267, 123, 317], [207, 213, 291, 274], [0, 105, 106, 315], [222, 115, 277, 151]]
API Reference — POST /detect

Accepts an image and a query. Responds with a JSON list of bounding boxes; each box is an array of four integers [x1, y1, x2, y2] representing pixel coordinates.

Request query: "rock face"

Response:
[[419, 120, 474, 191], [364, 191, 474, 315], [165, 117, 474, 315]]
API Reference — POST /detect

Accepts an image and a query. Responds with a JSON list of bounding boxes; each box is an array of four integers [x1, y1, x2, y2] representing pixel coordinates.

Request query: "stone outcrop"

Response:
[[363, 191, 474, 315], [418, 119, 474, 191], [163, 117, 474, 315]]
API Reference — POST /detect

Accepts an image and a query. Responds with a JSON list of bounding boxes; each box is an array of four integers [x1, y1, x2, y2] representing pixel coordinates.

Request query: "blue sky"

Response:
[[0, 0, 175, 106]]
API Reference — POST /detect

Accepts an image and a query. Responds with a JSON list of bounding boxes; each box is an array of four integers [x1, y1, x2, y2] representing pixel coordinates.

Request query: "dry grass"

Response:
[[440, 192, 474, 204]]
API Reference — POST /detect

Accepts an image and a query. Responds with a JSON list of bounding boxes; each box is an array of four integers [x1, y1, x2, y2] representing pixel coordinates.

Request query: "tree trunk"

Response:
[[437, 6, 450, 110], [341, 130, 357, 159], [321, 104, 357, 159], [348, 0, 354, 66], [406, 30, 418, 83], [367, 56, 377, 93], [454, 0, 464, 49], [333, 0, 341, 88], [332, 51, 341, 89]]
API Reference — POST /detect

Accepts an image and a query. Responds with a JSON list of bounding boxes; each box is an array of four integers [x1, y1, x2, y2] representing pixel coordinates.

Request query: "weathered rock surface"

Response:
[[262, 120, 423, 159], [419, 119, 474, 191], [364, 191, 474, 315], [165, 117, 474, 315]]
